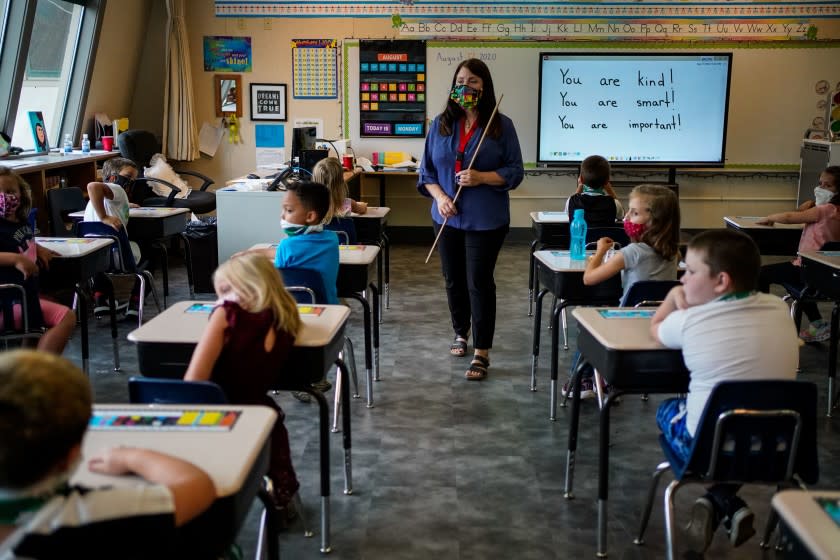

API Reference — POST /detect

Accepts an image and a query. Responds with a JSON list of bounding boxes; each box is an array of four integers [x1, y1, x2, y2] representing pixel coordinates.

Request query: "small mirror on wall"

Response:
[[215, 74, 242, 117]]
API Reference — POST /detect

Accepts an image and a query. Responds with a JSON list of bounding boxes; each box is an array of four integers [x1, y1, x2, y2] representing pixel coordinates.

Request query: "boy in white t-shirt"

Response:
[[650, 229, 798, 554], [83, 157, 143, 319]]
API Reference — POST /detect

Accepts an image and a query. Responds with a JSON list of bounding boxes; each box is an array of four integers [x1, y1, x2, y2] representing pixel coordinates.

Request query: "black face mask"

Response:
[[112, 174, 135, 189]]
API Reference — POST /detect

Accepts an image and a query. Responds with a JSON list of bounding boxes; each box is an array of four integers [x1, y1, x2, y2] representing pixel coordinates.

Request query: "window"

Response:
[[11, 1, 83, 150], [0, 0, 104, 153]]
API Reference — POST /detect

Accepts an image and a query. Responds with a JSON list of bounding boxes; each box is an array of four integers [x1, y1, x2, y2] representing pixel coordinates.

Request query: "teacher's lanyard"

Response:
[[454, 118, 477, 174]]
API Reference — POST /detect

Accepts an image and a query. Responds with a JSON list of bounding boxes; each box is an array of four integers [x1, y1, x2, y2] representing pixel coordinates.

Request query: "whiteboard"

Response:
[[345, 42, 840, 167]]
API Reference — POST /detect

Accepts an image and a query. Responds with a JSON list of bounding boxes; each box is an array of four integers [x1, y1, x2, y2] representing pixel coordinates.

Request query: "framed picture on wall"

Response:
[[250, 83, 287, 121]]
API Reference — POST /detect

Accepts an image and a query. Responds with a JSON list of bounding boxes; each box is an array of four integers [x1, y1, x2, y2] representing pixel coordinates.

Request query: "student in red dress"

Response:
[[184, 252, 303, 521]]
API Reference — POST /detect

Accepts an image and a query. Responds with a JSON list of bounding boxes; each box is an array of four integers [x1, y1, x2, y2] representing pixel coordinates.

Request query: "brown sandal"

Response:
[[465, 355, 489, 380], [450, 336, 468, 357]]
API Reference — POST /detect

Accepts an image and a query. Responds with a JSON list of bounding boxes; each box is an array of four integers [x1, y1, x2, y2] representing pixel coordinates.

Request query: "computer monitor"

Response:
[[291, 126, 317, 166]]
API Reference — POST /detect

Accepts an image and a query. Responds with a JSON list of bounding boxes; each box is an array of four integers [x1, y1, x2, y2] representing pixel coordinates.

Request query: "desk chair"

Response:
[[117, 129, 216, 215], [782, 241, 840, 333], [621, 279, 681, 308], [279, 266, 360, 431], [633, 380, 819, 560], [127, 376, 284, 560], [47, 187, 85, 236], [0, 269, 44, 348], [325, 217, 357, 244], [77, 221, 162, 326]]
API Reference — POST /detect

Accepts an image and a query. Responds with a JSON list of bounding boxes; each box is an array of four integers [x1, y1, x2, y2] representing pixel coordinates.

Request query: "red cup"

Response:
[[101, 135, 114, 151], [342, 155, 353, 170]]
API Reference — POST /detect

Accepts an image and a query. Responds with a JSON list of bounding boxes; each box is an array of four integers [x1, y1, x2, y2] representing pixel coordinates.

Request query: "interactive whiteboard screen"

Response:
[[537, 53, 732, 167]]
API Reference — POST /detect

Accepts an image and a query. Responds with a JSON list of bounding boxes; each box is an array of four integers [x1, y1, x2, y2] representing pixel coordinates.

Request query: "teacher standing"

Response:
[[418, 59, 524, 381]]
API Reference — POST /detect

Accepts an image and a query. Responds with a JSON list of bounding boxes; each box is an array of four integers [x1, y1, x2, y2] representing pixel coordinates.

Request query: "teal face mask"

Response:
[[450, 84, 481, 109]]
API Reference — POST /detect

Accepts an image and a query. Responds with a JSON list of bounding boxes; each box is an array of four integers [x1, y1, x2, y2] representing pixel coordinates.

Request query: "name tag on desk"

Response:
[[184, 303, 215, 313], [298, 305, 325, 316], [818, 251, 840, 257], [339, 245, 365, 251], [598, 309, 655, 319]]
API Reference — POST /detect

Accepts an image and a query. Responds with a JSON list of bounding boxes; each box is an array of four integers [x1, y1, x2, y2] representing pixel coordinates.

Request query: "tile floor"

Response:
[[62, 241, 840, 559]]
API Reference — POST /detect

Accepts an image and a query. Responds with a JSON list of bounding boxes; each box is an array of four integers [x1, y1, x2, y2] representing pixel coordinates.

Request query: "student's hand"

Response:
[[88, 447, 135, 475], [667, 285, 689, 310], [13, 254, 38, 279], [101, 215, 122, 231], [798, 200, 815, 211], [435, 193, 457, 219], [595, 237, 614, 252], [35, 244, 59, 270], [756, 217, 774, 226], [129, 203, 140, 209], [354, 201, 368, 214]]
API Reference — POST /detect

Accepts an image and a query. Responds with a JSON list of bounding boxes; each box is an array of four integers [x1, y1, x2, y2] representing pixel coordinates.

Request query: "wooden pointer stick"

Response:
[[425, 94, 504, 264]]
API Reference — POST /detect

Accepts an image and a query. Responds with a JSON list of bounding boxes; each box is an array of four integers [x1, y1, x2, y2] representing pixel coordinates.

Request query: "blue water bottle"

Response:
[[570, 209, 587, 260]]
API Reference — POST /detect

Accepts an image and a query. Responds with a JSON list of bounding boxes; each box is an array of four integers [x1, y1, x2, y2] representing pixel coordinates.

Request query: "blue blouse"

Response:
[[417, 113, 524, 231]]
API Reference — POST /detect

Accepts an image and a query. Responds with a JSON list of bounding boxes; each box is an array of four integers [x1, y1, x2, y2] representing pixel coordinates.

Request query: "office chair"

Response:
[[127, 376, 284, 560], [0, 268, 44, 348], [279, 266, 360, 431], [77, 221, 162, 327], [633, 380, 819, 560], [47, 187, 86, 236], [117, 129, 216, 214]]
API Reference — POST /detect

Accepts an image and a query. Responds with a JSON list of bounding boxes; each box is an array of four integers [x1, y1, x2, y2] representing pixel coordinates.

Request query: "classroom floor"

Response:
[[66, 241, 840, 560]]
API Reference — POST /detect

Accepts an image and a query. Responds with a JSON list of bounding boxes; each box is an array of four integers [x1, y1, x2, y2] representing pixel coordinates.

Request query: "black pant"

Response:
[[758, 261, 820, 322], [435, 223, 508, 350]]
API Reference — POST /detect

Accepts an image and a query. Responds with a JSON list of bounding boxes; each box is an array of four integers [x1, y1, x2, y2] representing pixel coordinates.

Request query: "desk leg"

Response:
[[383, 231, 390, 309], [107, 284, 120, 372], [336, 358, 353, 495], [347, 293, 374, 408], [371, 282, 380, 383], [308, 389, 332, 553], [829, 303, 839, 417], [376, 249, 383, 324], [531, 288, 548, 392], [597, 392, 621, 558], [564, 363, 583, 499], [528, 240, 538, 316], [550, 302, 563, 421], [77, 285, 89, 374]]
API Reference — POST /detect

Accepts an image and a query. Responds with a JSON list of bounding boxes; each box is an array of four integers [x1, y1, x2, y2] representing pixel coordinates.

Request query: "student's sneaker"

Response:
[[291, 391, 311, 403], [311, 379, 332, 393], [561, 377, 596, 399], [684, 496, 717, 553], [124, 296, 141, 321], [724, 505, 756, 547], [800, 320, 831, 343], [93, 292, 126, 318]]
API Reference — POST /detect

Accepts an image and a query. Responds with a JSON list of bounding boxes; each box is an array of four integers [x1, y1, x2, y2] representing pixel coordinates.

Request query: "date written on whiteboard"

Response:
[[436, 51, 497, 66]]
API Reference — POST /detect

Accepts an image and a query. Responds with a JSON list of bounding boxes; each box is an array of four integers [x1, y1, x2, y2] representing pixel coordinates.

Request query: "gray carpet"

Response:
[[62, 241, 840, 559]]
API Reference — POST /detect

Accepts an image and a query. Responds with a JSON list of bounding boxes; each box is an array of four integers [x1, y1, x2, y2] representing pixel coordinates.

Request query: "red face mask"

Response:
[[623, 219, 648, 240]]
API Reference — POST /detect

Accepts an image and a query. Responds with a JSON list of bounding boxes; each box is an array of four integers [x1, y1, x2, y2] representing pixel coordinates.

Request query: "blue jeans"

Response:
[[656, 397, 693, 463]]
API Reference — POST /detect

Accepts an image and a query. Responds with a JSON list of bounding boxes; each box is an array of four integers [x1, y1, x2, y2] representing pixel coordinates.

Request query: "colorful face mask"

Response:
[[450, 84, 481, 109], [623, 219, 648, 239], [281, 219, 324, 237], [814, 186, 834, 206], [0, 192, 20, 220]]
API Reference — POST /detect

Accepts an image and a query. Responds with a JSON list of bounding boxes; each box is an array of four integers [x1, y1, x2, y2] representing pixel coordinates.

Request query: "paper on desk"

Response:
[[199, 122, 224, 157]]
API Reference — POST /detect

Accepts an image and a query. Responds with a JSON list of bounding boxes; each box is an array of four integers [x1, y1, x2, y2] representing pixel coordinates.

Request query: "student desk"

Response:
[[253, 242, 382, 404], [74, 404, 276, 560], [531, 250, 622, 406], [799, 250, 840, 416], [723, 216, 802, 255], [772, 489, 840, 560], [36, 237, 115, 373], [362, 170, 417, 207], [127, 301, 353, 553], [568, 307, 689, 558], [353, 206, 391, 316], [529, 211, 570, 316]]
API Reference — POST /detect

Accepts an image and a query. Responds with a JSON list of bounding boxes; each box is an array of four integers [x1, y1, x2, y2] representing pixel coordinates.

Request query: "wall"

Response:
[[83, 0, 154, 141], [134, 0, 826, 228]]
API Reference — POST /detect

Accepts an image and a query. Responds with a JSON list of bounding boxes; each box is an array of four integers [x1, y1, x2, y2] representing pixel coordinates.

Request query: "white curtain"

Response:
[[163, 0, 199, 161]]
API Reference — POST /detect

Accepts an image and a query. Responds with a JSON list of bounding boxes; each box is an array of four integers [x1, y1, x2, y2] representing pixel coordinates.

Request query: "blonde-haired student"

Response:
[[312, 157, 367, 223], [185, 252, 303, 520]]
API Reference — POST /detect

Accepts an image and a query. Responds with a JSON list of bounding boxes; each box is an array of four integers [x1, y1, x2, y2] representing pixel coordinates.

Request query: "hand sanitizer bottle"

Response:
[[63, 133, 72, 155], [81, 133, 90, 154]]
